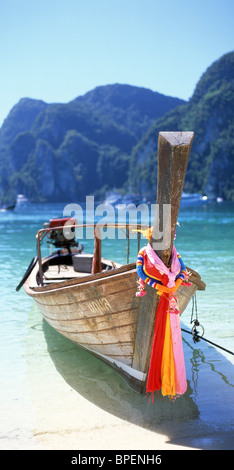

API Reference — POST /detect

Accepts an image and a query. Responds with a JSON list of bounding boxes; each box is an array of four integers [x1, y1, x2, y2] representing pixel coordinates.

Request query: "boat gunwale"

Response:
[[25, 253, 206, 297], [25, 259, 137, 295]]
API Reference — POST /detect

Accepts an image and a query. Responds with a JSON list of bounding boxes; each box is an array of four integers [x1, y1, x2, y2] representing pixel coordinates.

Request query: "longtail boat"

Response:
[[19, 132, 205, 393]]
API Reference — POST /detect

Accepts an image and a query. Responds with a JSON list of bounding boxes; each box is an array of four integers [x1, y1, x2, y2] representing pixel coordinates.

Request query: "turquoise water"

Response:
[[0, 200, 234, 449]]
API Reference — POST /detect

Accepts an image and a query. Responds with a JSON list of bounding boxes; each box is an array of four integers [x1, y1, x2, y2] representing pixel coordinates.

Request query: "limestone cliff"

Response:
[[130, 51, 234, 200], [0, 84, 184, 202]]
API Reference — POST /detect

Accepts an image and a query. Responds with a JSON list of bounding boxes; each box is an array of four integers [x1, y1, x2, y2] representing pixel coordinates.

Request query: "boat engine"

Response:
[[43, 217, 83, 252]]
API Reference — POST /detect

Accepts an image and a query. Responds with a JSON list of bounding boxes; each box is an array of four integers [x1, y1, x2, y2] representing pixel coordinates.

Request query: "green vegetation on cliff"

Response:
[[130, 51, 234, 201], [0, 84, 184, 202]]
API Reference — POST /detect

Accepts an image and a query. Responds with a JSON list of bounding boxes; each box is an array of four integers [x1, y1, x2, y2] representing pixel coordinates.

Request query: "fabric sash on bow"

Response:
[[136, 243, 190, 401]]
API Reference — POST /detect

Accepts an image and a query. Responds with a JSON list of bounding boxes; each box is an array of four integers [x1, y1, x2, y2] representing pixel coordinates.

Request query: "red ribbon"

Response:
[[145, 294, 169, 398]]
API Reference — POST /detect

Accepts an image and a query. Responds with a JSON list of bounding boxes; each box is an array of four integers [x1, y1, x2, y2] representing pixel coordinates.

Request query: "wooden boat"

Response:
[[21, 132, 206, 393]]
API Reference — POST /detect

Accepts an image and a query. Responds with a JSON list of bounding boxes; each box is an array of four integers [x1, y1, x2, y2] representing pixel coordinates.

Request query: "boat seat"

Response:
[[72, 253, 93, 273]]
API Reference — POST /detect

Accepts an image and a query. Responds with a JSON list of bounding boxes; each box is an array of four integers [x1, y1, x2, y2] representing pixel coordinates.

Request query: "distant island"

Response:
[[0, 51, 233, 203]]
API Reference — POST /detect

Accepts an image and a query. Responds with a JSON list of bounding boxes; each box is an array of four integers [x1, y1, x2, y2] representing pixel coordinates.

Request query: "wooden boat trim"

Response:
[[26, 258, 205, 295], [27, 261, 137, 294]]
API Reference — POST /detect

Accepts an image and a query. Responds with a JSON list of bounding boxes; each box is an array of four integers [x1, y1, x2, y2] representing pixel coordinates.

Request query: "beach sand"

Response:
[[14, 308, 232, 452], [31, 381, 196, 450], [22, 320, 233, 450], [28, 354, 198, 451]]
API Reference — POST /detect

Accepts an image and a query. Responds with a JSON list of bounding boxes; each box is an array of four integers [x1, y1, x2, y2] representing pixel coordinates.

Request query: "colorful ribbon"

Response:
[[135, 244, 191, 401]]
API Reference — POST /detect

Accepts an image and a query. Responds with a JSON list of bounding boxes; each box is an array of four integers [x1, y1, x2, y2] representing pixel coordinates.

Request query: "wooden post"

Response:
[[127, 227, 130, 264], [150, 131, 194, 265], [36, 233, 44, 286], [91, 225, 102, 274], [132, 132, 193, 380]]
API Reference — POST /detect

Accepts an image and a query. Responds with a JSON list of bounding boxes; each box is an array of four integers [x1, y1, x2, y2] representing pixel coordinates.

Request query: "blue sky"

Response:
[[0, 0, 233, 126]]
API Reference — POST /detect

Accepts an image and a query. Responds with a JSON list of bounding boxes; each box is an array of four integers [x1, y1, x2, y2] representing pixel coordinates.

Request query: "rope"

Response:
[[181, 293, 234, 357], [181, 328, 234, 356]]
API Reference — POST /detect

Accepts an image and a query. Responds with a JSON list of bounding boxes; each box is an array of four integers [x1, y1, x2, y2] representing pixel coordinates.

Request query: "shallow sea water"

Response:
[[0, 201, 233, 450]]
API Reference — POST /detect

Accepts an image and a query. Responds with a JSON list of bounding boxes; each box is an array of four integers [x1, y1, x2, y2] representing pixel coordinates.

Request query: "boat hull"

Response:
[[25, 260, 205, 392]]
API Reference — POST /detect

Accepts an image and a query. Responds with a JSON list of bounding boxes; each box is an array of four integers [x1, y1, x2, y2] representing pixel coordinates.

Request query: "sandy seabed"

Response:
[[26, 318, 234, 451], [26, 342, 195, 450], [2, 311, 233, 452], [24, 317, 201, 451]]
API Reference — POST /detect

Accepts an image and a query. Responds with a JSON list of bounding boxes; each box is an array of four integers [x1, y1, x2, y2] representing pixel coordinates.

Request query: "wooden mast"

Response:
[[150, 131, 194, 265]]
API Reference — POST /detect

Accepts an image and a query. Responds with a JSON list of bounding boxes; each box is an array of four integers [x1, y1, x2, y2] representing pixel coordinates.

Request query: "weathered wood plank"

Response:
[[41, 308, 138, 333], [44, 321, 135, 343], [55, 326, 135, 350], [132, 284, 157, 372], [35, 285, 137, 319], [35, 283, 136, 307]]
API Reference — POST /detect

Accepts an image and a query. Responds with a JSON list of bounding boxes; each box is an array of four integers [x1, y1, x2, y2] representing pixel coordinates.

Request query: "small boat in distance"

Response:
[[0, 201, 16, 212], [181, 191, 208, 204], [16, 194, 29, 206], [19, 132, 206, 393]]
